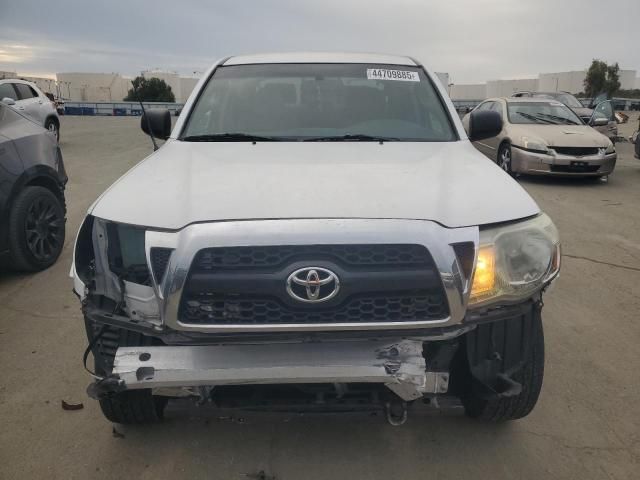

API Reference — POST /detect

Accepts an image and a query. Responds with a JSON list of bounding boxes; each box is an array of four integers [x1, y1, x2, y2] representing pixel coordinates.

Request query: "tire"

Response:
[[497, 143, 514, 175], [7, 186, 66, 272], [44, 117, 60, 142], [85, 320, 168, 424], [99, 390, 167, 425], [463, 313, 545, 422]]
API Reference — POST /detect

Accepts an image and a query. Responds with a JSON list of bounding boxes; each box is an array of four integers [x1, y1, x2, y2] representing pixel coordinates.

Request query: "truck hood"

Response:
[[90, 140, 539, 230]]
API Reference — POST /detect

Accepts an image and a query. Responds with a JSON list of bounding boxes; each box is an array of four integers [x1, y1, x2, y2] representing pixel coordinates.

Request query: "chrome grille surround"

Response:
[[144, 219, 479, 333]]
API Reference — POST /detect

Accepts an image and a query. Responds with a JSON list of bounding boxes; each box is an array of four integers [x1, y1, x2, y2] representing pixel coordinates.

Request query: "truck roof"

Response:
[[223, 52, 417, 66]]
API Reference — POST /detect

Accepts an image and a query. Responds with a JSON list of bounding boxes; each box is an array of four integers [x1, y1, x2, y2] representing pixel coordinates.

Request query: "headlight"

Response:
[[469, 213, 560, 307], [521, 136, 549, 154], [605, 142, 615, 154]]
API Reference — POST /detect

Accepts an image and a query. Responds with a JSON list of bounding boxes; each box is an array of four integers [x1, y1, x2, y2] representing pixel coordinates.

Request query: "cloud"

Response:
[[0, 0, 637, 83]]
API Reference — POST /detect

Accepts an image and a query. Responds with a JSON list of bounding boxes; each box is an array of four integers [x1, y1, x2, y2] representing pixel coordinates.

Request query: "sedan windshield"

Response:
[[555, 93, 584, 109], [507, 102, 583, 125], [181, 63, 456, 141]]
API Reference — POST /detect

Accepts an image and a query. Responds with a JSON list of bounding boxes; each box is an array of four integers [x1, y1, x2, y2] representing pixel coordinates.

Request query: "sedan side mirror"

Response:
[[591, 117, 608, 127], [1, 97, 16, 106], [468, 110, 503, 142], [141, 109, 171, 140]]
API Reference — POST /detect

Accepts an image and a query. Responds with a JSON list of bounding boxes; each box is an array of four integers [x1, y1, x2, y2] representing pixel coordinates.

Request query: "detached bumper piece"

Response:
[[105, 340, 448, 402]]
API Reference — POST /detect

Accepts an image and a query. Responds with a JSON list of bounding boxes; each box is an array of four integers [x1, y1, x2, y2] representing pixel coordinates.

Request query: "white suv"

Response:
[[0, 79, 60, 141], [72, 53, 560, 425]]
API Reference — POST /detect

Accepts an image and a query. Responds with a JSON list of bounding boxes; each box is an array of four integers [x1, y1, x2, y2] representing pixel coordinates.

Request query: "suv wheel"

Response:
[[8, 186, 66, 272], [462, 312, 544, 421], [497, 143, 513, 175], [86, 320, 168, 424], [44, 117, 60, 142]]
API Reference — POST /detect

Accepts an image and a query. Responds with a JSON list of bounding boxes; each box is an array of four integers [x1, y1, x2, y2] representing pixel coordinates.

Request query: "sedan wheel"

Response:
[[24, 195, 64, 262], [45, 118, 60, 142], [8, 186, 66, 271], [498, 144, 513, 175]]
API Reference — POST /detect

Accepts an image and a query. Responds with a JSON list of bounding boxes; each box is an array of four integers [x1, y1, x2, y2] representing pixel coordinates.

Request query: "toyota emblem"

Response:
[[286, 267, 340, 303]]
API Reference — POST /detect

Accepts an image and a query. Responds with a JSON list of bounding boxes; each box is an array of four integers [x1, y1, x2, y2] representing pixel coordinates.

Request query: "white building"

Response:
[[449, 84, 486, 100], [52, 71, 199, 102], [56, 73, 132, 101], [451, 67, 639, 101], [0, 72, 57, 96], [486, 78, 539, 97], [179, 77, 199, 103], [142, 70, 198, 103], [538, 69, 637, 93], [20, 76, 58, 96]]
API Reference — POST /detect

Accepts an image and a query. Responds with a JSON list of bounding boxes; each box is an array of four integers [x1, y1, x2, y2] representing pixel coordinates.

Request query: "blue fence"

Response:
[[63, 101, 184, 116]]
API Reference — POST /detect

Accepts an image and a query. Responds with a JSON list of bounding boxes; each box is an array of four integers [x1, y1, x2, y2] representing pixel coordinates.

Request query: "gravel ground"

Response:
[[1, 114, 639, 480]]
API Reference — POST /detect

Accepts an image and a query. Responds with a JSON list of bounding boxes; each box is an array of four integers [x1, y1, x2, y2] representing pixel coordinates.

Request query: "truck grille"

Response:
[[150, 247, 172, 282], [182, 292, 446, 325], [194, 244, 432, 270], [179, 244, 448, 326]]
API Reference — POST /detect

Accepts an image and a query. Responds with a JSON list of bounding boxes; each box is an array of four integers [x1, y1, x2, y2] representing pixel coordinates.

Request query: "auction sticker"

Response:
[[367, 69, 420, 82]]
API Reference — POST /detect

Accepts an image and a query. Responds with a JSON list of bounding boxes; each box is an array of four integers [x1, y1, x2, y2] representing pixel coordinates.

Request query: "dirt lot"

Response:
[[1, 115, 639, 480]]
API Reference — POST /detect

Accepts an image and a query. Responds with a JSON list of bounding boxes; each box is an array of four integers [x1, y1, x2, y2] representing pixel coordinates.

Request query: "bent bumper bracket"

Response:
[[109, 340, 448, 402]]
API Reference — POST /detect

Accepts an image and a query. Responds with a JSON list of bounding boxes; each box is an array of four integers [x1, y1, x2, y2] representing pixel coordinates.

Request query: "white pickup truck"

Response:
[[72, 52, 560, 425]]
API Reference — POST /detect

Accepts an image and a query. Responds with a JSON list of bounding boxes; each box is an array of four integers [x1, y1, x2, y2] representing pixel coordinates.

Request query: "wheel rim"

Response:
[[24, 196, 63, 261], [500, 148, 511, 172]]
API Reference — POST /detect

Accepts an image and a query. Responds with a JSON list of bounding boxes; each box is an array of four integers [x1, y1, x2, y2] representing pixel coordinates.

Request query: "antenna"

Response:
[[132, 79, 158, 151]]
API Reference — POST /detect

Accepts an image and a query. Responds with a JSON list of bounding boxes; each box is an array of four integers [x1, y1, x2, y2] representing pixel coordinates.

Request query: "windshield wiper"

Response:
[[182, 133, 283, 142], [514, 112, 556, 124], [303, 133, 399, 142], [534, 113, 580, 125]]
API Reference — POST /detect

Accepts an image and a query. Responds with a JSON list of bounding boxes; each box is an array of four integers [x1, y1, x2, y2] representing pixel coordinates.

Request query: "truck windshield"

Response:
[[181, 63, 456, 141]]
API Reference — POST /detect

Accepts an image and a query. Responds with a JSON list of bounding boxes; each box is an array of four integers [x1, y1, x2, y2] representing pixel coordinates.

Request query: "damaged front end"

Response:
[[72, 215, 556, 424], [73, 216, 163, 329]]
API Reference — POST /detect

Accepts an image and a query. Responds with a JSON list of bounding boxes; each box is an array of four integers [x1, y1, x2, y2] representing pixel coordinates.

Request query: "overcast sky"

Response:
[[1, 0, 638, 83]]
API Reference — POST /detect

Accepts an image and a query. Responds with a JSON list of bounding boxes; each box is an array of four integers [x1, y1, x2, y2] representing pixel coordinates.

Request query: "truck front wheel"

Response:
[[85, 320, 168, 424], [462, 310, 545, 422], [99, 390, 167, 424]]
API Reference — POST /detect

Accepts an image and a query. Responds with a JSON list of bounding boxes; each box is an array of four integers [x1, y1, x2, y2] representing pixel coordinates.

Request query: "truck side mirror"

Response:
[[141, 109, 171, 140], [468, 110, 502, 142], [1, 97, 16, 106]]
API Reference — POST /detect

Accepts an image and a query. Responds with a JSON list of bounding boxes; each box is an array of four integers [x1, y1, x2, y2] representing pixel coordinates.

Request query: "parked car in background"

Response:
[[0, 79, 61, 141], [462, 97, 616, 177], [512, 91, 617, 142], [0, 103, 67, 271], [631, 116, 640, 159], [43, 92, 65, 116]]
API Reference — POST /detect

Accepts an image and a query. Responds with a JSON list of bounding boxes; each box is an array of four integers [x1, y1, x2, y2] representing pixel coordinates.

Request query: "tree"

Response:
[[124, 76, 175, 102], [583, 60, 621, 98]]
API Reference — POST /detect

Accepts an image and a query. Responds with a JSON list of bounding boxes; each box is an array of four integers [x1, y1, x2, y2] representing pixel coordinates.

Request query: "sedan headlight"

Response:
[[605, 142, 615, 154], [521, 136, 549, 154], [469, 214, 560, 307]]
